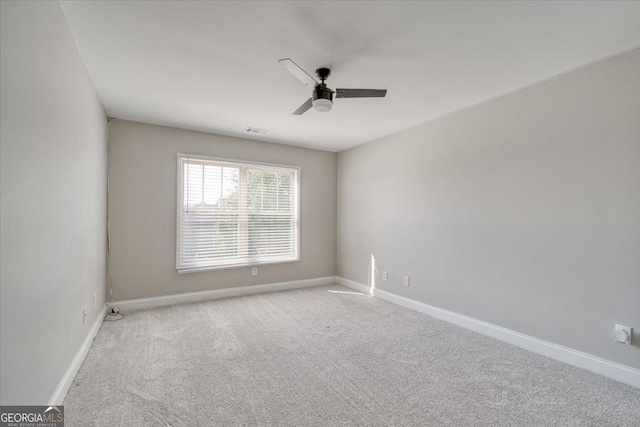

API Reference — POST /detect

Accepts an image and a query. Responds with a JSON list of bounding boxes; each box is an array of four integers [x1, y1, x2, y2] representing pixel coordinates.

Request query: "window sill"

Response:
[[177, 257, 300, 274]]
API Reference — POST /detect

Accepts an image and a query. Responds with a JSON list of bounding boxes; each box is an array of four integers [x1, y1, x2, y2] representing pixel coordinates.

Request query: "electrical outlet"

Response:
[[83, 308, 87, 324], [403, 275, 410, 286], [252, 267, 258, 276], [93, 293, 97, 307], [382, 271, 388, 281], [614, 324, 632, 345]]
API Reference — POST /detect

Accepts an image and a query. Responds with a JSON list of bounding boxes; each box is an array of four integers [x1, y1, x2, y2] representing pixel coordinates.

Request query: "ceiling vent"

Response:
[[244, 127, 268, 135]]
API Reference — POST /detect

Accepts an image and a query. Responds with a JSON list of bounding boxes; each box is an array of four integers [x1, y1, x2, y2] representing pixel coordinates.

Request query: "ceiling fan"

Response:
[[278, 58, 387, 115]]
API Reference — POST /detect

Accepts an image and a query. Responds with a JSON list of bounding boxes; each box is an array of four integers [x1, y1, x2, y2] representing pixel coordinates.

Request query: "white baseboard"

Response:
[[336, 277, 640, 389], [110, 276, 336, 312], [49, 305, 107, 405], [335, 276, 371, 294]]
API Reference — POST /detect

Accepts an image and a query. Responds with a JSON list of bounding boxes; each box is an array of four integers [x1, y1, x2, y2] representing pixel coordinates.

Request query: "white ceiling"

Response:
[[59, 1, 640, 152]]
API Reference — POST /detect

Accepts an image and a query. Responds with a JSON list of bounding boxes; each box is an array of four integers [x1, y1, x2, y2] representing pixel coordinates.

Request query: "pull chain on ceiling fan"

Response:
[[278, 58, 387, 115]]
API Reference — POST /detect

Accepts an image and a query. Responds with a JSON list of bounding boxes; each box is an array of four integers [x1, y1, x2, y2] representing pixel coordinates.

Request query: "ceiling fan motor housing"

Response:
[[313, 85, 333, 104], [314, 68, 333, 105]]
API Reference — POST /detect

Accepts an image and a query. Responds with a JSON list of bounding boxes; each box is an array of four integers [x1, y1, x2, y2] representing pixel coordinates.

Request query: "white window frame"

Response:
[[176, 153, 300, 273]]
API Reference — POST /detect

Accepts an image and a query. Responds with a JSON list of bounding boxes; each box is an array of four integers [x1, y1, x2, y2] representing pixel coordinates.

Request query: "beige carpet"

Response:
[[64, 284, 640, 426]]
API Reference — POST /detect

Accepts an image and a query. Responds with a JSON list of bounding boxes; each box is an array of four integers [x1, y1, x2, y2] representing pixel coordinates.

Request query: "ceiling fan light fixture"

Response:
[[312, 98, 332, 112], [312, 85, 333, 112]]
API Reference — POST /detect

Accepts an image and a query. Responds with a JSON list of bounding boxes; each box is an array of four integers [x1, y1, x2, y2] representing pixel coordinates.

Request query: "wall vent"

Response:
[[244, 127, 268, 135]]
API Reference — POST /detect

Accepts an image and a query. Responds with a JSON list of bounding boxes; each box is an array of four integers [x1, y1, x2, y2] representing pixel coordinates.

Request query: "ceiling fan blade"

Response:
[[335, 89, 387, 98], [292, 98, 313, 115], [278, 58, 318, 89]]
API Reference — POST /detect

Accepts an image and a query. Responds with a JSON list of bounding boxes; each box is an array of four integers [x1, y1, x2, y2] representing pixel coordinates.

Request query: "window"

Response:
[[176, 154, 300, 273]]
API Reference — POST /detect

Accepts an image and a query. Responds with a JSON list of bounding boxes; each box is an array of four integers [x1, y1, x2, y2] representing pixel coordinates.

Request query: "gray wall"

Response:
[[1, 2, 108, 404], [107, 120, 336, 301], [337, 48, 640, 369]]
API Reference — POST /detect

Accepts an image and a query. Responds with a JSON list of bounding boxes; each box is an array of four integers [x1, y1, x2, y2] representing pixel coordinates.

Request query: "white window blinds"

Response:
[[176, 154, 300, 273]]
